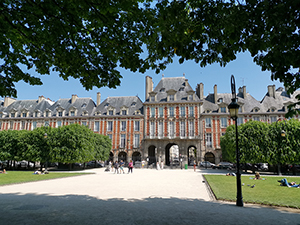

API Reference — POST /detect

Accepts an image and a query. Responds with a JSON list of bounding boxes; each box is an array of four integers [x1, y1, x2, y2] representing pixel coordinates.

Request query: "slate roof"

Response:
[[49, 97, 95, 116], [145, 77, 200, 103], [0, 99, 54, 117], [95, 96, 143, 116]]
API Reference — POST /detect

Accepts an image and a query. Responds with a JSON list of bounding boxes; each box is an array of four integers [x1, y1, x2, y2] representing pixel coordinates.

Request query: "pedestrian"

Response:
[[128, 160, 133, 173], [108, 161, 113, 172], [160, 161, 164, 170], [142, 159, 145, 169], [114, 161, 119, 174], [119, 160, 125, 174], [156, 161, 160, 170], [193, 160, 197, 172]]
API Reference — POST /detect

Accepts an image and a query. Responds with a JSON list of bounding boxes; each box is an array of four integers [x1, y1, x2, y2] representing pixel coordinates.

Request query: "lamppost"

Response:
[[44, 133, 48, 171], [204, 131, 207, 169], [228, 75, 243, 207], [275, 119, 287, 176]]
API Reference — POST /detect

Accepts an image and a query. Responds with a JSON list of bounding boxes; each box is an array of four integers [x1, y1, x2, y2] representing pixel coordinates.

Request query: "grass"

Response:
[[0, 171, 91, 186], [204, 174, 300, 208]]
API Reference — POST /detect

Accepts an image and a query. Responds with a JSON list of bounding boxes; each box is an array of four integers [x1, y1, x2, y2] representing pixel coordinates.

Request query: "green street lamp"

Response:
[[228, 75, 243, 207]]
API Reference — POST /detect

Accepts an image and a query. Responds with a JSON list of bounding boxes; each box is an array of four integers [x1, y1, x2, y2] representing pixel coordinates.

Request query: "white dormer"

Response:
[[10, 109, 17, 118], [56, 106, 65, 117], [167, 89, 176, 101], [107, 106, 115, 115], [44, 109, 51, 117], [120, 106, 128, 115], [252, 107, 260, 113], [69, 106, 77, 116]]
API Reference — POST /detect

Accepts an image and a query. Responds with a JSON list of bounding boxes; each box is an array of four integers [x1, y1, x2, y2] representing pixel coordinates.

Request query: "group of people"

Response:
[[33, 168, 49, 175], [108, 160, 134, 174], [156, 161, 164, 170]]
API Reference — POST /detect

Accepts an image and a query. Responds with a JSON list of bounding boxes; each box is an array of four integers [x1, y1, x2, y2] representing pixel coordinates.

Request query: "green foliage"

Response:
[[221, 119, 300, 165], [0, 124, 112, 164]]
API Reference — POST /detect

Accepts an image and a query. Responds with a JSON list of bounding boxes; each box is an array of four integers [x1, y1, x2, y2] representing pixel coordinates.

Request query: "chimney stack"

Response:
[[268, 85, 275, 98], [4, 97, 16, 107], [214, 84, 217, 103], [196, 83, 204, 100], [71, 94, 78, 104], [145, 76, 153, 100], [97, 92, 101, 106], [38, 96, 45, 103]]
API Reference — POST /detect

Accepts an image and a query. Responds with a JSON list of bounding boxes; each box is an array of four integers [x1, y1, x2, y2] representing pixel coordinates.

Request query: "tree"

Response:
[[220, 125, 236, 163], [1, 0, 148, 97]]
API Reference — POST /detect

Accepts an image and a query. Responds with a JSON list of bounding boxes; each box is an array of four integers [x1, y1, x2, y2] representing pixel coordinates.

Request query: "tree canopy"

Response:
[[2, 0, 299, 115]]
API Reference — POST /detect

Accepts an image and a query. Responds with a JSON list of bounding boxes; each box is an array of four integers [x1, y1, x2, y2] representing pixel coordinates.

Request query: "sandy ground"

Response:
[[0, 168, 299, 225]]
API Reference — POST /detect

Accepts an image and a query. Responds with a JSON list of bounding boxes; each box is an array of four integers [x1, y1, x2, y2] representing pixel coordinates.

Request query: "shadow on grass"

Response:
[[0, 193, 299, 225]]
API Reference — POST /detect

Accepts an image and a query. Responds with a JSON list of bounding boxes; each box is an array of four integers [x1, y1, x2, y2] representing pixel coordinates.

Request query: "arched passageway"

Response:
[[187, 146, 197, 166], [165, 143, 179, 166], [118, 151, 127, 163], [148, 145, 156, 165], [205, 152, 215, 164], [132, 151, 141, 163]]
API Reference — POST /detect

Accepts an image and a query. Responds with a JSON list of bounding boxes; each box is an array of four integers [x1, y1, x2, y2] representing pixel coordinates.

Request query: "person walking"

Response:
[[156, 161, 160, 170], [128, 160, 133, 173], [160, 161, 164, 170], [193, 160, 197, 172], [119, 160, 125, 174], [114, 161, 119, 174]]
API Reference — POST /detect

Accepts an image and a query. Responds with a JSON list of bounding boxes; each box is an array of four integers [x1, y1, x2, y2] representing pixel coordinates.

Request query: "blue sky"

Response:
[[3, 51, 283, 103]]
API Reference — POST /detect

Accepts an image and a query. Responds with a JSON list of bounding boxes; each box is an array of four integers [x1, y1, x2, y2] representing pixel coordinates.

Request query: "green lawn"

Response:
[[204, 174, 300, 208], [0, 171, 91, 186]]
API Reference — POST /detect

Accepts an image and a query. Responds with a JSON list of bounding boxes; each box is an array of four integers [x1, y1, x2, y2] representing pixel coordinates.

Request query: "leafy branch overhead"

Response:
[[1, 1, 299, 115]]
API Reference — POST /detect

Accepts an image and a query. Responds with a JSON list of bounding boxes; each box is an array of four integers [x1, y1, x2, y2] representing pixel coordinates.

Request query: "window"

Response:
[[238, 107, 242, 113], [205, 118, 212, 128], [150, 107, 155, 118], [179, 87, 184, 91], [188, 94, 193, 101], [270, 116, 277, 123], [237, 117, 243, 126], [150, 121, 155, 138], [169, 107, 174, 117], [32, 121, 37, 129], [10, 121, 14, 129], [159, 107, 163, 117], [120, 134, 126, 148], [58, 111, 63, 117], [134, 134, 140, 148], [57, 121, 62, 127], [35, 112, 38, 117], [169, 121, 174, 138], [220, 107, 226, 113], [44, 121, 50, 127], [160, 88, 165, 92], [21, 121, 25, 130], [94, 121, 100, 131], [70, 111, 75, 116], [108, 134, 112, 140], [253, 116, 260, 121], [121, 121, 126, 131], [45, 111, 49, 117], [221, 118, 227, 128], [11, 113, 15, 118], [218, 98, 223, 103], [109, 110, 113, 115], [150, 96, 155, 102], [82, 121, 87, 126], [189, 121, 194, 137], [206, 133, 212, 147], [122, 110, 127, 115], [180, 121, 185, 137], [22, 113, 27, 118], [169, 94, 174, 101], [107, 121, 113, 131], [180, 106, 185, 117], [158, 121, 163, 138], [134, 121, 140, 131], [189, 106, 194, 117]]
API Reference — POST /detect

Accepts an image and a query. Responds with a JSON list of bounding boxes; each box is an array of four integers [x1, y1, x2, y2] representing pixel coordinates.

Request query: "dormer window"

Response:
[[70, 111, 75, 116], [179, 87, 184, 91], [11, 113, 15, 118], [160, 88, 165, 92], [131, 102, 136, 107], [150, 96, 155, 102], [220, 107, 226, 113], [253, 108, 260, 112], [105, 103, 109, 107], [169, 94, 174, 101], [82, 103, 87, 108], [122, 110, 127, 115], [109, 110, 113, 115], [188, 94, 193, 101], [58, 111, 63, 117], [218, 98, 223, 103], [35, 112, 38, 117]]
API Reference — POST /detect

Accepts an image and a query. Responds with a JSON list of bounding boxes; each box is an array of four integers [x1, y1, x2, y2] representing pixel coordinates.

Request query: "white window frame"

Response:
[[151, 107, 155, 118], [150, 121, 155, 138], [206, 133, 212, 148], [159, 107, 163, 117], [121, 121, 126, 131], [158, 121, 163, 138], [120, 134, 126, 148], [134, 134, 140, 148], [180, 106, 185, 117], [205, 118, 212, 128], [107, 121, 113, 131], [169, 121, 175, 138], [189, 121, 194, 137], [169, 107, 174, 117], [134, 121, 140, 131], [94, 121, 100, 132], [221, 118, 227, 128], [180, 121, 185, 138], [189, 106, 194, 117]]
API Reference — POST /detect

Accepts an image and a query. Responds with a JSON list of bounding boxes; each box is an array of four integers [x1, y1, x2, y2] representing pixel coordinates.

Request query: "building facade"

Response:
[[1, 75, 299, 165]]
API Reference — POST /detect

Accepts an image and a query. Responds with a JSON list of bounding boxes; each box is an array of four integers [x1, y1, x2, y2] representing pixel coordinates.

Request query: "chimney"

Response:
[[268, 85, 275, 98], [185, 79, 188, 87], [214, 84, 217, 103], [71, 94, 78, 104], [243, 86, 246, 99], [196, 83, 204, 100], [97, 92, 101, 106], [38, 95, 45, 103], [145, 76, 153, 100], [4, 97, 16, 107]]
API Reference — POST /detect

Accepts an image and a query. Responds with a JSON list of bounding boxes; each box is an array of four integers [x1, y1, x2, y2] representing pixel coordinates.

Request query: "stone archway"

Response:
[[165, 143, 179, 166], [187, 146, 197, 166], [118, 151, 127, 163], [148, 145, 156, 165], [132, 151, 141, 163], [205, 152, 215, 164]]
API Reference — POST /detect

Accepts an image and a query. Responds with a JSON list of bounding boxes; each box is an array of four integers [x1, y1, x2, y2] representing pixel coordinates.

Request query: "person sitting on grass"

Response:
[[0, 169, 6, 174], [226, 172, 236, 176], [33, 170, 41, 175], [253, 172, 266, 180], [278, 178, 300, 188]]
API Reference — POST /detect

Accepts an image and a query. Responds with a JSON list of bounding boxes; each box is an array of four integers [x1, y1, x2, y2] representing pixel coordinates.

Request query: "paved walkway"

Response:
[[0, 168, 299, 225]]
